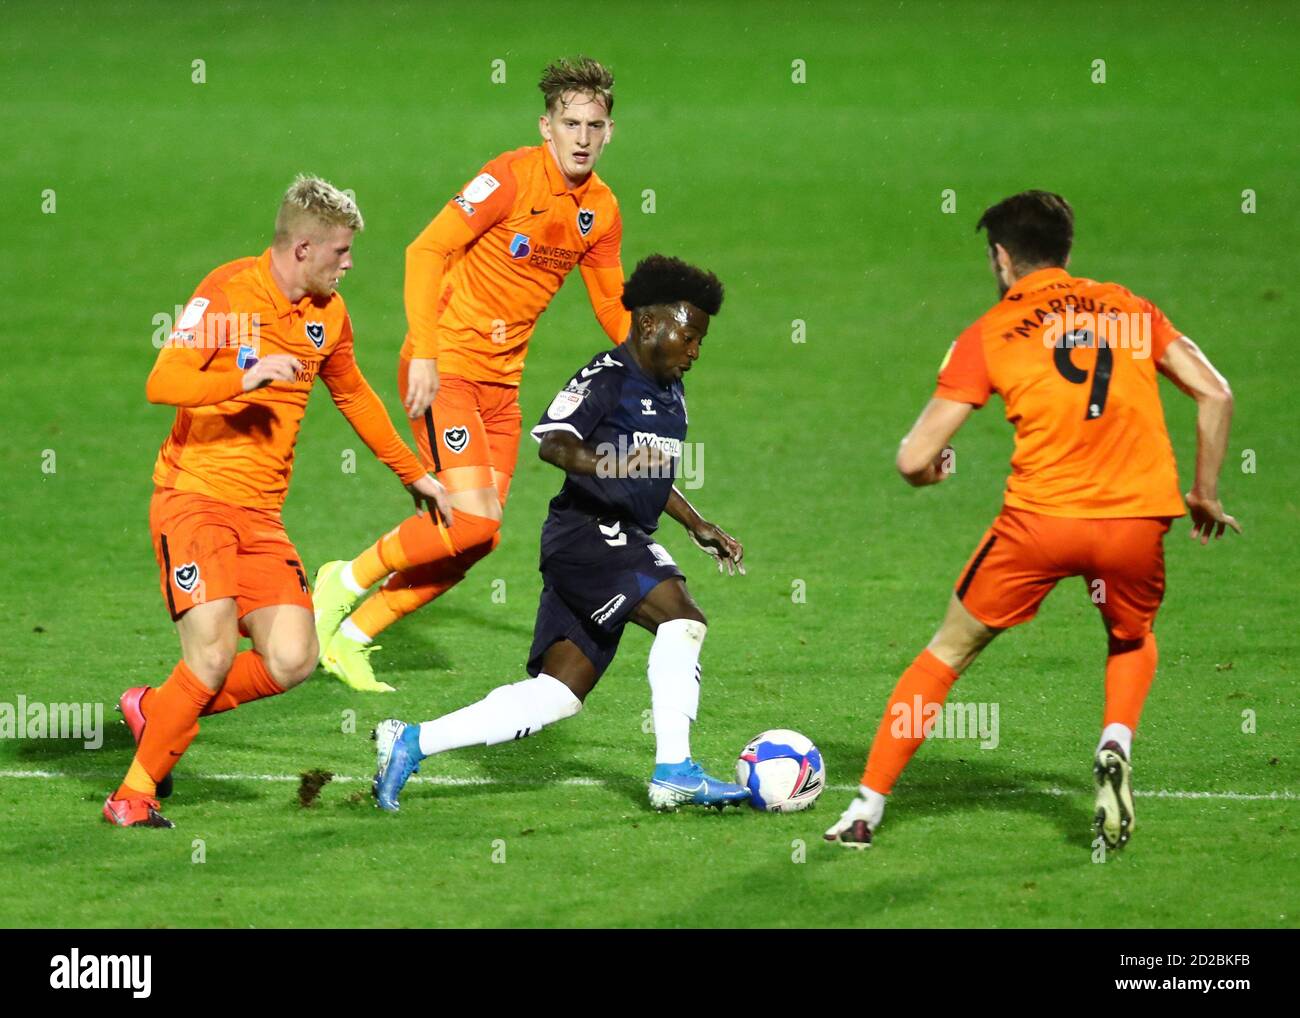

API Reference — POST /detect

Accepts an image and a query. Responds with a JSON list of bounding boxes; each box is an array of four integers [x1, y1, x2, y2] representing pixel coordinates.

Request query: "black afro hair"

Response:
[[620, 254, 724, 316]]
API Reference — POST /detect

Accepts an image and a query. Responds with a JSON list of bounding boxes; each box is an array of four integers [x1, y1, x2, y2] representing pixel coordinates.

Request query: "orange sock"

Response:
[[861, 648, 959, 795], [116, 660, 214, 799], [350, 570, 462, 638], [202, 650, 286, 716], [348, 532, 502, 639], [1103, 633, 1157, 730], [351, 511, 500, 588], [351, 537, 394, 592]]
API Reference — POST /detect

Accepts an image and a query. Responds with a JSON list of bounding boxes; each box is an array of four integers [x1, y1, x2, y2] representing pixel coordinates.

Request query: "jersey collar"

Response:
[[541, 142, 594, 202], [257, 247, 319, 319], [1004, 266, 1070, 301], [257, 248, 295, 318]]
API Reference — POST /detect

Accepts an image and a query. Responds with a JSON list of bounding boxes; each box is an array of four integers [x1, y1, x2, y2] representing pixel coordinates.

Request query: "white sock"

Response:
[[855, 785, 887, 829], [648, 619, 706, 764], [339, 617, 372, 644], [340, 561, 366, 596], [1098, 723, 1133, 759], [417, 674, 581, 757]]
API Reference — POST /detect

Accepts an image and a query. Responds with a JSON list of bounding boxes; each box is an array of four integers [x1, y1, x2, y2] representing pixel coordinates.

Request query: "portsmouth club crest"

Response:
[[577, 208, 595, 237], [173, 562, 200, 594], [305, 321, 325, 349], [443, 426, 469, 454]]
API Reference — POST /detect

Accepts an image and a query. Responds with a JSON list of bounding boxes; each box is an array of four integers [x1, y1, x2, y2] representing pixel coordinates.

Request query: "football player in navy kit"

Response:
[[372, 255, 750, 812]]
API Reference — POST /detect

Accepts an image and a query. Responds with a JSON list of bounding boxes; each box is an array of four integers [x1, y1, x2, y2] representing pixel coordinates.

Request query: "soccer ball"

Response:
[[736, 729, 825, 812]]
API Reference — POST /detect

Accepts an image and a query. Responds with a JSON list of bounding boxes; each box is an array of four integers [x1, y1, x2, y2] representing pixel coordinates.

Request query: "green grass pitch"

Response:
[[0, 0, 1296, 928]]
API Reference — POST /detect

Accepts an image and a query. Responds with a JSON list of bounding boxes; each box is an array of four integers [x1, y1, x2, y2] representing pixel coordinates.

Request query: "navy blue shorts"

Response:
[[526, 517, 685, 679]]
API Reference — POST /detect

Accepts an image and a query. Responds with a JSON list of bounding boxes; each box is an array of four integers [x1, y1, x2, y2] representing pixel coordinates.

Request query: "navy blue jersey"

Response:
[[531, 344, 687, 558]]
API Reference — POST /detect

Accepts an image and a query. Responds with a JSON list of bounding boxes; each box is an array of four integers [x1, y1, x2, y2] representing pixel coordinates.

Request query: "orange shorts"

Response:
[[149, 487, 312, 622], [400, 363, 523, 501], [955, 507, 1173, 640]]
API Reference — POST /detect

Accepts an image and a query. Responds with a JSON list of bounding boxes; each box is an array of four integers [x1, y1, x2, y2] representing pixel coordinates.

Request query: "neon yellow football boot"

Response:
[[313, 560, 360, 667], [321, 630, 396, 693]]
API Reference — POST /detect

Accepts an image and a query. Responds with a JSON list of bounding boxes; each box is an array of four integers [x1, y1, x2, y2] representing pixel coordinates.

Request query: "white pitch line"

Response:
[[0, 769, 1295, 801]]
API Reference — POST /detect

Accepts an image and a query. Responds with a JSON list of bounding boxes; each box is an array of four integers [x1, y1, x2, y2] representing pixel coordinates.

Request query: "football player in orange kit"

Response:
[[312, 56, 632, 692], [824, 191, 1240, 851], [103, 176, 453, 827]]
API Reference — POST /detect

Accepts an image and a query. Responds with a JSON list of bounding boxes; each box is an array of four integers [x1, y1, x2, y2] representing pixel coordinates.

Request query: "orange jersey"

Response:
[[402, 144, 629, 384], [936, 267, 1185, 519], [150, 250, 425, 509]]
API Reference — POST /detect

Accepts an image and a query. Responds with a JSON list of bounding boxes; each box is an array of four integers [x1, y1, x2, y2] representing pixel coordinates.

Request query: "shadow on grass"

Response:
[[372, 605, 536, 674], [10, 723, 133, 764], [817, 737, 1093, 849]]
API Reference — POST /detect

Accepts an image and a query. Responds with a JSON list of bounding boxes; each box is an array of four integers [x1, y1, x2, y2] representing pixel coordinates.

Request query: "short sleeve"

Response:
[[531, 357, 624, 442], [1141, 298, 1183, 361], [934, 323, 992, 408], [579, 201, 622, 269]]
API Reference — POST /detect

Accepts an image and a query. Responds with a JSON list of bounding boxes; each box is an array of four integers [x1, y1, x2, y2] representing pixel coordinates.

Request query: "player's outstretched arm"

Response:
[[321, 322, 454, 525], [404, 161, 518, 417], [896, 397, 972, 486], [579, 263, 632, 344], [403, 207, 478, 417], [666, 485, 744, 576], [1158, 335, 1241, 544], [578, 206, 630, 344]]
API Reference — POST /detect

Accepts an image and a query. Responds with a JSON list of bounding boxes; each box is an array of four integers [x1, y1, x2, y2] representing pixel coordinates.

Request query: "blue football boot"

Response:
[[648, 758, 751, 812], [372, 719, 422, 813]]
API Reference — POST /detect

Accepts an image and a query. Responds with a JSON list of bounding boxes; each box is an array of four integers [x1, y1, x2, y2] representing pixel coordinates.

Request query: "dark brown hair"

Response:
[[976, 190, 1074, 268]]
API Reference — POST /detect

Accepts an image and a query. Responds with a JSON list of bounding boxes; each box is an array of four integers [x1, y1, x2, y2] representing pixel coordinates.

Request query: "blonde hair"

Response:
[[273, 174, 364, 247]]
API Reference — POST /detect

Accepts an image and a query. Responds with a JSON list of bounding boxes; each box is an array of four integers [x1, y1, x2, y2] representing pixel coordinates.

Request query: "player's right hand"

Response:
[[241, 353, 302, 392], [405, 358, 440, 418], [407, 473, 455, 528], [1185, 490, 1242, 545]]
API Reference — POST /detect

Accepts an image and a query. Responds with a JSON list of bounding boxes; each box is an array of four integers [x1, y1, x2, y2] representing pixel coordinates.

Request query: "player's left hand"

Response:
[[933, 445, 956, 483], [1185, 489, 1241, 545], [914, 445, 955, 486], [406, 473, 455, 528], [689, 522, 745, 576]]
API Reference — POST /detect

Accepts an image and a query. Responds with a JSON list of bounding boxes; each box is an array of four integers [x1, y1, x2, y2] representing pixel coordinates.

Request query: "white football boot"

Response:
[[823, 790, 885, 849]]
